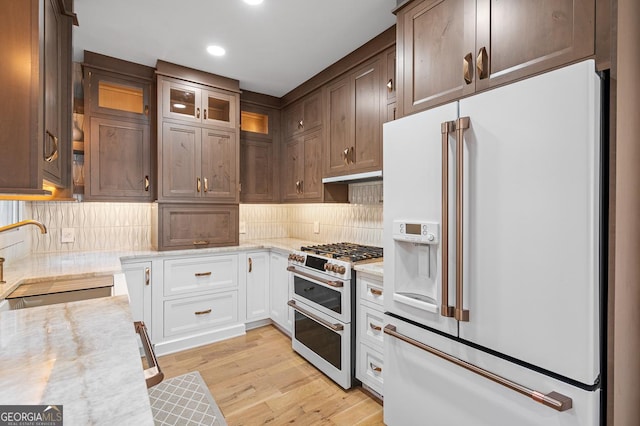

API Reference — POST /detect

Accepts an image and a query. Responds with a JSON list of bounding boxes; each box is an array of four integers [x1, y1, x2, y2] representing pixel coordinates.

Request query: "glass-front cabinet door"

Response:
[[202, 90, 236, 129], [87, 70, 150, 121], [162, 81, 235, 129], [162, 80, 203, 123]]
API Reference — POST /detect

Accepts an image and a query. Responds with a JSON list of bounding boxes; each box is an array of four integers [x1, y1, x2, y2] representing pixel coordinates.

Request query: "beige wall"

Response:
[[612, 0, 640, 423]]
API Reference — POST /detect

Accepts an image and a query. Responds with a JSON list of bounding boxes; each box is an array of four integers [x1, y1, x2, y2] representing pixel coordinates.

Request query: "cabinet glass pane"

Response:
[[241, 111, 269, 134], [98, 81, 144, 114], [207, 96, 230, 122], [169, 88, 197, 117]]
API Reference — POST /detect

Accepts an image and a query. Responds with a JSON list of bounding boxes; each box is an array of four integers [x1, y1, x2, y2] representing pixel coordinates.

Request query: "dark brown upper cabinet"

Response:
[[395, 0, 596, 117], [0, 0, 73, 195], [283, 92, 322, 140], [82, 52, 156, 202]]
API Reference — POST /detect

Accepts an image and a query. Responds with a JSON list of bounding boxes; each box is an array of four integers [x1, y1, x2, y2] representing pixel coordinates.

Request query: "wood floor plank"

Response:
[[158, 325, 384, 425]]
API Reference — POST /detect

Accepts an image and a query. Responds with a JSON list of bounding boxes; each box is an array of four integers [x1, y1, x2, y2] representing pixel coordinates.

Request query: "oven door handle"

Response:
[[288, 300, 344, 332], [287, 266, 344, 287]]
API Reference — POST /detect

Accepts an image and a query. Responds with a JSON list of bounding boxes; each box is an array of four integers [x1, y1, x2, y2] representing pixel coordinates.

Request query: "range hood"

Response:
[[322, 170, 382, 184]]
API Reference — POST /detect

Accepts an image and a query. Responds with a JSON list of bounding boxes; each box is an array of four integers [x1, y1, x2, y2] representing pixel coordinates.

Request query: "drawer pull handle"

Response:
[[135, 321, 164, 388], [193, 240, 209, 246], [145, 267, 150, 286], [195, 309, 212, 315], [370, 362, 382, 373], [288, 300, 343, 331], [369, 322, 382, 331], [195, 272, 212, 277], [370, 288, 383, 296]]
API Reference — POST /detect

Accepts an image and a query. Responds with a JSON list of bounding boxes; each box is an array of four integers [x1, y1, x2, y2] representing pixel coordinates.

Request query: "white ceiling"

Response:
[[72, 0, 397, 98]]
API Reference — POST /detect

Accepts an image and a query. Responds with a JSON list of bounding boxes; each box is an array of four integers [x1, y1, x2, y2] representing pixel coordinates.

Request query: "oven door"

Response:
[[288, 299, 352, 389], [290, 268, 350, 323]]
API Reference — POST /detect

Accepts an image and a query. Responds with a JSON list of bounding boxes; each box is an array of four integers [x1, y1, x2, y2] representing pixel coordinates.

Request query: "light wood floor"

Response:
[[158, 325, 384, 425]]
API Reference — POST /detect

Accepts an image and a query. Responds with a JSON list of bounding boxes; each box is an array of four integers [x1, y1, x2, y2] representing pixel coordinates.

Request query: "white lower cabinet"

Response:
[[269, 250, 292, 335], [164, 291, 238, 337], [356, 271, 384, 396], [245, 251, 270, 322]]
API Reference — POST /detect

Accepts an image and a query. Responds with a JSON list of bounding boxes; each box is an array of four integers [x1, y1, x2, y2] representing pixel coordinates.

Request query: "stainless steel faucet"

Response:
[[0, 220, 47, 284]]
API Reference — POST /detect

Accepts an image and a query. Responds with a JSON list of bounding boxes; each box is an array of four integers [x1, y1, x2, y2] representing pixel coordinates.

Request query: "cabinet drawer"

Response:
[[164, 291, 238, 338], [357, 343, 384, 396], [358, 304, 384, 351], [358, 274, 384, 307], [154, 204, 239, 250], [164, 255, 238, 297]]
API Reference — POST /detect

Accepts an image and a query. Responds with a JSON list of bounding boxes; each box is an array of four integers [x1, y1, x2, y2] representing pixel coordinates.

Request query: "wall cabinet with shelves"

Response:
[[82, 52, 155, 201]]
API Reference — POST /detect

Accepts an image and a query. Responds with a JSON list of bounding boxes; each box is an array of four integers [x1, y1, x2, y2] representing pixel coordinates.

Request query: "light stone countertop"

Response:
[[0, 296, 154, 425], [0, 238, 315, 299], [354, 261, 384, 278]]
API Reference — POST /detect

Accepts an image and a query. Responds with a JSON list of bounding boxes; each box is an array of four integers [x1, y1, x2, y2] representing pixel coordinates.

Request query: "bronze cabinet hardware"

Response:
[[370, 362, 382, 373], [384, 324, 573, 412], [477, 47, 488, 80], [387, 78, 393, 92], [298, 119, 304, 129], [144, 105, 149, 116], [134, 321, 164, 388], [192, 240, 209, 246], [295, 180, 300, 194], [145, 267, 150, 286], [44, 130, 59, 162], [196, 107, 200, 119], [288, 300, 344, 331], [195, 272, 212, 277], [204, 109, 207, 120], [203, 177, 208, 193], [349, 146, 354, 164], [248, 257, 253, 273], [370, 288, 383, 297], [286, 266, 344, 288], [369, 322, 382, 331], [145, 176, 150, 191], [196, 177, 201, 192], [194, 309, 212, 315], [440, 120, 456, 318], [463, 53, 473, 85], [343, 148, 350, 165], [455, 117, 470, 322]]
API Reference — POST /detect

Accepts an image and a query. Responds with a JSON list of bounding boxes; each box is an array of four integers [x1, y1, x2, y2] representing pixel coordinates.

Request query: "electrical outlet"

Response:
[[313, 221, 320, 234], [61, 228, 75, 243], [239, 221, 247, 234]]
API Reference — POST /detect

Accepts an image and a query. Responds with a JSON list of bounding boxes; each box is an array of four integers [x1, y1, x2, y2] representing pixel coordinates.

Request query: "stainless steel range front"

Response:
[[287, 243, 383, 389]]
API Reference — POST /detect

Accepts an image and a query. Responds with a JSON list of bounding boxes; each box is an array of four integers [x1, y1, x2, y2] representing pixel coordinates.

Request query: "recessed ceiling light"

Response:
[[243, 0, 263, 5], [206, 45, 226, 57], [173, 103, 186, 109]]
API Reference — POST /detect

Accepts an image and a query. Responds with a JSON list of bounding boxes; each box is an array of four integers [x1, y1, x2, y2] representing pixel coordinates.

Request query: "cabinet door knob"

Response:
[[463, 52, 473, 85], [144, 105, 149, 116], [197, 177, 201, 193], [349, 146, 354, 164], [387, 78, 393, 92], [204, 109, 208, 120], [298, 119, 303, 129], [44, 130, 59, 163], [477, 47, 488, 80], [203, 177, 208, 193], [343, 148, 350, 165], [248, 257, 253, 273], [145, 267, 150, 286], [144, 176, 150, 191], [196, 107, 201, 119]]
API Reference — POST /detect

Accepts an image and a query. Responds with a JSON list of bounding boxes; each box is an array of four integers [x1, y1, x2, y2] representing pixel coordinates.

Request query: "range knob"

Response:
[[288, 253, 295, 261], [336, 266, 346, 274], [296, 255, 305, 263], [323, 263, 331, 271]]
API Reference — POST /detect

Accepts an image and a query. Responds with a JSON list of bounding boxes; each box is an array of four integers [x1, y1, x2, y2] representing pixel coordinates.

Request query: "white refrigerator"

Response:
[[382, 60, 604, 425]]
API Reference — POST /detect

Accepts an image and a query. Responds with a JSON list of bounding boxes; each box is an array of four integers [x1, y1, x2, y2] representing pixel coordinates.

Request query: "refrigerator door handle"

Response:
[[440, 120, 456, 318], [455, 117, 471, 322], [384, 324, 573, 412]]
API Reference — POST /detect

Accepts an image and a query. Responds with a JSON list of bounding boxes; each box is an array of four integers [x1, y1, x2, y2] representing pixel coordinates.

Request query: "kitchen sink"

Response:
[[6, 275, 113, 309]]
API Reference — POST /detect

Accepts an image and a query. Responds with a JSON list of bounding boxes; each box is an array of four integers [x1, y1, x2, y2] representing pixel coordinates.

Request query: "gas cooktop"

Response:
[[300, 242, 383, 263]]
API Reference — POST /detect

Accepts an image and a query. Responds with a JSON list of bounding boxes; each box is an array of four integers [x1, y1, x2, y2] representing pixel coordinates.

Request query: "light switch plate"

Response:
[[61, 228, 75, 243], [239, 221, 247, 234], [313, 221, 320, 234]]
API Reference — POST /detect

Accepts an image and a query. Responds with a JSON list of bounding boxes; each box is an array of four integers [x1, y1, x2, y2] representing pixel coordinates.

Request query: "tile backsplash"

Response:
[[19, 181, 384, 254]]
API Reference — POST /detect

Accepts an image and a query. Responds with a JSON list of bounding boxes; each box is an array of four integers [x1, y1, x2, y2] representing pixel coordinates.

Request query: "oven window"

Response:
[[294, 311, 341, 369], [294, 276, 341, 314]]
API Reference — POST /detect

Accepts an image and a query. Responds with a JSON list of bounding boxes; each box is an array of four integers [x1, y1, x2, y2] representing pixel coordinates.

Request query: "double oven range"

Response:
[[287, 243, 383, 389]]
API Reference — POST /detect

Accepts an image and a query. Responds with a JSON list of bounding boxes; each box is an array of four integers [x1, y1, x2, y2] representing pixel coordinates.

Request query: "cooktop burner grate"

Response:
[[300, 242, 383, 263]]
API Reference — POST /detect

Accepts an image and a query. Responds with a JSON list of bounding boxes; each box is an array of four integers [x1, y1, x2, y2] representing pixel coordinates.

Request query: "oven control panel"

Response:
[[287, 250, 351, 279]]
